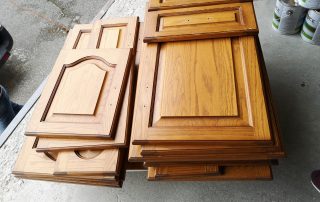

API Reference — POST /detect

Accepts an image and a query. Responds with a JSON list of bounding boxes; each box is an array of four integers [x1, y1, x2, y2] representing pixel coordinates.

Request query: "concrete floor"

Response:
[[1, 0, 320, 201], [0, 0, 107, 104]]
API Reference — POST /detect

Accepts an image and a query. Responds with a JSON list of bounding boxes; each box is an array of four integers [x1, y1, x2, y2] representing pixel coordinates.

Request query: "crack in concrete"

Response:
[[46, 0, 78, 19]]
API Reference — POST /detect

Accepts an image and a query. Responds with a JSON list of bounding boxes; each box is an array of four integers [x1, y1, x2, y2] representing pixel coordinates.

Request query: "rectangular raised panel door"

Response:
[[144, 3, 257, 42], [148, 0, 251, 11], [131, 36, 271, 143]]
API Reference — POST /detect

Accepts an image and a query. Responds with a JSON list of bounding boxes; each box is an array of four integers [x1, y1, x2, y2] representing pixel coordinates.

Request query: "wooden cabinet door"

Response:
[[131, 36, 272, 144], [26, 48, 132, 138], [148, 0, 251, 11], [144, 2, 257, 43], [63, 17, 138, 49], [88, 17, 138, 49], [63, 24, 93, 50]]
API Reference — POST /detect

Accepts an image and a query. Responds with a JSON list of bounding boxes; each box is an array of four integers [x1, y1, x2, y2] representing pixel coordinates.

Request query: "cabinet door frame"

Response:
[[148, 0, 252, 11], [131, 36, 272, 145], [26, 48, 132, 139], [144, 2, 258, 43]]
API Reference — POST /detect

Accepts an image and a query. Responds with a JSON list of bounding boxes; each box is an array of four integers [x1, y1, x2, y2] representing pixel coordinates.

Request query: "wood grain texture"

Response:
[[54, 149, 121, 176], [34, 18, 139, 149], [148, 164, 272, 181], [13, 137, 122, 187], [88, 17, 139, 49], [36, 68, 134, 151], [128, 36, 285, 171], [26, 49, 132, 138], [131, 36, 271, 144], [63, 24, 93, 49], [148, 0, 252, 11], [154, 38, 237, 118], [144, 3, 258, 43], [154, 164, 221, 177], [130, 81, 284, 162], [63, 17, 138, 50], [144, 160, 278, 167], [141, 71, 283, 157]]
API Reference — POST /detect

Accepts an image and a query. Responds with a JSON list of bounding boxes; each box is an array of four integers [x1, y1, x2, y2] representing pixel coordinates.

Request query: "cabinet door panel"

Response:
[[63, 17, 138, 50], [36, 68, 134, 151], [54, 149, 121, 176], [148, 0, 251, 11], [63, 24, 93, 50], [131, 36, 271, 144], [88, 17, 138, 49], [144, 3, 257, 43], [26, 49, 132, 138], [148, 164, 272, 181]]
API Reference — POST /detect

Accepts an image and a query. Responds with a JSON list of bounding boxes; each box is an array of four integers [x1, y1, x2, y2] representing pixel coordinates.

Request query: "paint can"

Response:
[[301, 9, 320, 45], [272, 0, 308, 34], [298, 0, 320, 9]]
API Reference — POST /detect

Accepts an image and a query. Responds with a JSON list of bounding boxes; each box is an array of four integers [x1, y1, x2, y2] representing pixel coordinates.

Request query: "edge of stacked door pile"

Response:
[[13, 0, 285, 187]]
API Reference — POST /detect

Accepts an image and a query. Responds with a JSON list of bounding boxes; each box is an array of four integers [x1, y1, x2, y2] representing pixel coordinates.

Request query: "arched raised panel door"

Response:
[[53, 62, 108, 116], [26, 49, 132, 139]]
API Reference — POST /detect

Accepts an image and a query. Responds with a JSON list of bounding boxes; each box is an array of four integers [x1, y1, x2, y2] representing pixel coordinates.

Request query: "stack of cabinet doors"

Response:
[[13, 0, 286, 186], [13, 17, 141, 187], [128, 0, 285, 181]]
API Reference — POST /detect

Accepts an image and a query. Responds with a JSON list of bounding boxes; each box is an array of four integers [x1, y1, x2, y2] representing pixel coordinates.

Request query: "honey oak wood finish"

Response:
[[144, 2, 258, 43], [63, 17, 139, 50], [129, 51, 284, 164], [128, 36, 284, 163], [54, 149, 122, 176], [148, 164, 272, 181], [131, 36, 272, 144], [144, 160, 278, 167], [13, 137, 123, 187], [26, 48, 132, 138], [36, 68, 134, 151], [154, 164, 221, 177], [88, 17, 139, 49], [63, 24, 93, 50], [148, 0, 252, 11], [35, 18, 139, 148]]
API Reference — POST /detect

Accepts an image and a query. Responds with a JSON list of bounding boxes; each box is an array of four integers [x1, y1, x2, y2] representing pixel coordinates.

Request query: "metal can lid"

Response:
[[282, 0, 299, 6]]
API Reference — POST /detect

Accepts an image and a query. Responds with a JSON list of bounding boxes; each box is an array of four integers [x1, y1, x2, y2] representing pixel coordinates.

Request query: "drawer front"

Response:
[[144, 2, 257, 43], [148, 0, 252, 11]]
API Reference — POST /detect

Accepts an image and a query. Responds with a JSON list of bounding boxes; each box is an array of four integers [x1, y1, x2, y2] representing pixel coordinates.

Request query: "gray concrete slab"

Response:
[[0, 0, 107, 104], [0, 0, 320, 201]]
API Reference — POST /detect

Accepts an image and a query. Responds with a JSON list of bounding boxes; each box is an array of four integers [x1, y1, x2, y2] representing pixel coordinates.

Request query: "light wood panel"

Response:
[[138, 46, 284, 161], [26, 49, 132, 138], [34, 18, 139, 149], [131, 36, 271, 144], [154, 164, 221, 178], [148, 164, 272, 181], [148, 0, 252, 11], [88, 17, 139, 49], [13, 137, 122, 187], [63, 17, 138, 50], [36, 68, 134, 151], [54, 149, 121, 176], [144, 3, 257, 43], [154, 38, 237, 118], [63, 24, 93, 49], [129, 60, 284, 162], [144, 160, 278, 167]]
